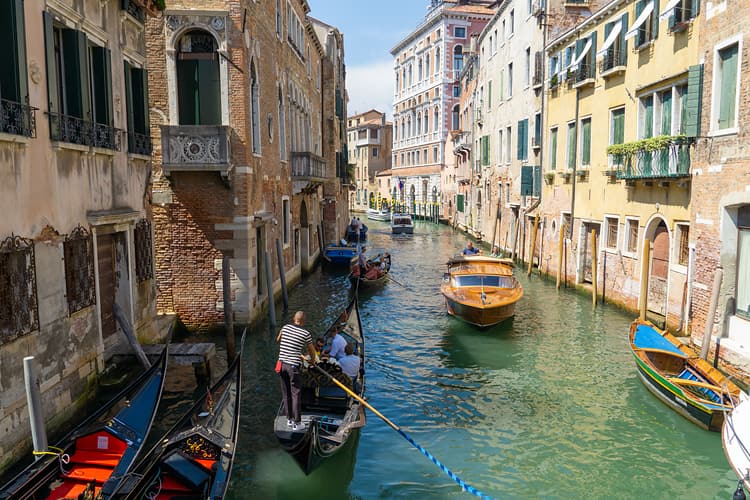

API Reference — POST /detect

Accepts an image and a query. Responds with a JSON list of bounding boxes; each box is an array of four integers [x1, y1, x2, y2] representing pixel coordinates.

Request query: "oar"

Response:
[[308, 362, 492, 499], [386, 274, 412, 291]]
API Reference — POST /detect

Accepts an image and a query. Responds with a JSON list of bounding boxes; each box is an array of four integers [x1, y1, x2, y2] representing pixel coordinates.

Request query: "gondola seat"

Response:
[[162, 450, 211, 491]]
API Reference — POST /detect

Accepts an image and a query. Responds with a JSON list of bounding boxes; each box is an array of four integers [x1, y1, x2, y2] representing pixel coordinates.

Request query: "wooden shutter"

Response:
[[620, 13, 629, 66], [652, 0, 660, 39], [533, 165, 541, 197], [635, 1, 644, 47], [520, 166, 532, 196], [123, 60, 134, 150], [684, 64, 703, 137], [1, 0, 29, 104], [691, 0, 700, 17], [718, 45, 738, 130], [582, 119, 591, 165], [588, 31, 597, 78], [550, 128, 557, 170], [141, 68, 150, 135], [104, 48, 113, 126], [457, 194, 464, 212], [43, 11, 59, 118], [517, 120, 526, 160]]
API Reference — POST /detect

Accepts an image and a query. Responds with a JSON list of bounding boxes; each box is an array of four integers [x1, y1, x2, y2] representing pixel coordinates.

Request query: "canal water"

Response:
[[166, 219, 739, 499]]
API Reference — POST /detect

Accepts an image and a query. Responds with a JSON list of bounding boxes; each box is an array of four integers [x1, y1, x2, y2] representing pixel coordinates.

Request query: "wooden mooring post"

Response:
[[639, 239, 651, 320], [222, 256, 236, 361], [265, 250, 276, 328], [276, 239, 289, 311], [591, 229, 598, 307]]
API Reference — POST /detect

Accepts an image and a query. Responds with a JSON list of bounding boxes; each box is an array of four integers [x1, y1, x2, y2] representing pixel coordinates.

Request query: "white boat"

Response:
[[391, 213, 414, 234], [722, 392, 750, 491], [366, 208, 391, 221]]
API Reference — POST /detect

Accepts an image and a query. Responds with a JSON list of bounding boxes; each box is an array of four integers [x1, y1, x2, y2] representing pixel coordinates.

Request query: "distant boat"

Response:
[[323, 241, 359, 267], [0, 344, 169, 499], [722, 393, 750, 492], [274, 297, 366, 474], [366, 208, 391, 221], [440, 255, 523, 327], [391, 213, 414, 234], [629, 319, 743, 431]]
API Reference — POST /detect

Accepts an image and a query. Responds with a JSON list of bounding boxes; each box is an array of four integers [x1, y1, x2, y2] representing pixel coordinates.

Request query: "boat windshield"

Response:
[[393, 218, 411, 225], [454, 275, 515, 288]]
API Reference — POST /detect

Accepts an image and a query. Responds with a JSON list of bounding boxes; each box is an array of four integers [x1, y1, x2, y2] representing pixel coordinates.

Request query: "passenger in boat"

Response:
[[380, 252, 392, 272], [325, 325, 348, 361], [358, 246, 370, 274], [339, 343, 361, 392], [462, 241, 481, 255], [276, 311, 318, 430], [315, 337, 326, 357]]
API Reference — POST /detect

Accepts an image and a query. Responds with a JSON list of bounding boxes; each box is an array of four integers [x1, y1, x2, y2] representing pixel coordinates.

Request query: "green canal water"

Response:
[[169, 220, 739, 499]]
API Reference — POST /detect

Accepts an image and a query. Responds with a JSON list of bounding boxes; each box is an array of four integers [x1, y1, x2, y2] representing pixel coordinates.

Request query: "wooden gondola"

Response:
[[349, 253, 390, 288], [440, 255, 523, 328], [0, 343, 170, 500], [629, 319, 743, 431], [111, 332, 245, 499], [274, 298, 366, 474]]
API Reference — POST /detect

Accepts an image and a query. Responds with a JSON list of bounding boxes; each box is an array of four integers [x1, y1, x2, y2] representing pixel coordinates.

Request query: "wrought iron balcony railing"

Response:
[[128, 131, 153, 156], [613, 141, 691, 180], [48, 112, 121, 150], [291, 151, 326, 179], [574, 63, 595, 84], [161, 125, 230, 175], [0, 98, 37, 138], [600, 49, 625, 74]]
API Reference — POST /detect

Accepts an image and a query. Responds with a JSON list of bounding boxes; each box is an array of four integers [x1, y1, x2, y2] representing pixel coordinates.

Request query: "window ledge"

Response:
[[634, 40, 655, 52], [621, 251, 637, 259], [0, 132, 31, 145], [91, 147, 116, 157], [52, 141, 89, 153], [601, 66, 626, 78], [572, 78, 595, 89], [603, 247, 619, 255], [670, 263, 688, 275], [708, 127, 738, 138], [128, 153, 152, 161]]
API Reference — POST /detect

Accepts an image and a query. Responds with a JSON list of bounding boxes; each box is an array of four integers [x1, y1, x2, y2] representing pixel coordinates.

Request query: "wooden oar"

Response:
[[307, 361, 491, 499], [667, 377, 725, 393], [386, 274, 412, 290]]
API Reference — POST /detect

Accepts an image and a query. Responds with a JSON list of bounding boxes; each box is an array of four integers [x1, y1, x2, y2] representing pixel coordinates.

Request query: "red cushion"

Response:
[[75, 430, 127, 454], [69, 450, 123, 467]]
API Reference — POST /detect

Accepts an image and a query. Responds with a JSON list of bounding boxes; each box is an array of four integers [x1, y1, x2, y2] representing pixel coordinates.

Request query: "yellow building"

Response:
[[541, 0, 701, 327]]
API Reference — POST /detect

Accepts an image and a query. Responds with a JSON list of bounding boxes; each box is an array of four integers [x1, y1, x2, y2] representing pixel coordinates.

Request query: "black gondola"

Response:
[[111, 331, 246, 499], [0, 342, 170, 500], [274, 297, 366, 474]]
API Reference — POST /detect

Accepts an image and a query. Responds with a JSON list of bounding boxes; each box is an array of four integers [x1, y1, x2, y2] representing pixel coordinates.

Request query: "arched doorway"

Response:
[[299, 200, 311, 271], [647, 220, 670, 317]]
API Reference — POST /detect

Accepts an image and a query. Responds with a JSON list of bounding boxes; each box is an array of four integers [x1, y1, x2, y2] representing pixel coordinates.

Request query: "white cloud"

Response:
[[345, 60, 394, 120]]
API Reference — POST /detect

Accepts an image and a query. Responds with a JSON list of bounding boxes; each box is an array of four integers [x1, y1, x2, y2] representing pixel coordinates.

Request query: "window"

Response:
[[452, 104, 460, 130], [0, 0, 33, 137], [418, 58, 423, 81], [581, 117, 591, 167], [0, 235, 39, 342], [713, 41, 739, 132], [737, 207, 750, 319], [566, 122, 576, 170], [632, 0, 658, 48], [425, 54, 431, 75], [609, 107, 625, 166], [124, 61, 151, 155], [63, 226, 95, 315], [134, 219, 153, 282], [276, 0, 282, 36], [373, 147, 379, 158], [601, 15, 628, 72], [282, 198, 290, 245], [251, 62, 260, 153], [510, 10, 515, 34], [498, 129, 504, 163], [455, 26, 466, 38], [669, 0, 700, 28], [675, 223, 689, 266], [435, 48, 441, 73], [454, 45, 464, 72], [506, 126, 512, 163], [517, 119, 528, 161], [434, 107, 439, 131], [626, 218, 639, 254], [507, 63, 513, 97], [278, 87, 286, 161], [549, 127, 558, 170], [433, 147, 438, 163], [525, 48, 531, 87], [487, 81, 492, 108], [176, 30, 220, 126], [605, 216, 619, 250]]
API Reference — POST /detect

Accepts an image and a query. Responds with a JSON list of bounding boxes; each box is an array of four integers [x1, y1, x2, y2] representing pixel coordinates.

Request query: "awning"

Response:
[[659, 0, 681, 21], [625, 1, 654, 40], [569, 38, 592, 71], [596, 22, 622, 59]]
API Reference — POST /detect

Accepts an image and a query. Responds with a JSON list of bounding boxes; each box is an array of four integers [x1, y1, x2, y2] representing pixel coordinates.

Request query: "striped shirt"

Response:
[[278, 323, 312, 366]]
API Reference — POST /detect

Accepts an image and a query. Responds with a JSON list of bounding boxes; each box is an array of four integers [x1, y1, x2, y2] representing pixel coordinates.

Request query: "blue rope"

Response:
[[396, 429, 494, 499]]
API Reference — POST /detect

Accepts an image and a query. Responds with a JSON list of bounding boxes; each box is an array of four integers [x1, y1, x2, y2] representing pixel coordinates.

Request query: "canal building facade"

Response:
[[346, 109, 393, 213], [689, 0, 750, 371], [0, 0, 161, 473], [147, 0, 349, 329], [390, 0, 495, 220], [539, 0, 701, 329]]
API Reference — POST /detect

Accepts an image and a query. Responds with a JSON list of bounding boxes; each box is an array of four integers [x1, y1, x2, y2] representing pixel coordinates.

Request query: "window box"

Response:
[[544, 171, 555, 184]]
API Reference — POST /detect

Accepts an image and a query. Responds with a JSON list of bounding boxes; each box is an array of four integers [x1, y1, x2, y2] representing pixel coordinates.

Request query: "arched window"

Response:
[[402, 68, 406, 89], [453, 45, 464, 72], [434, 107, 439, 131], [451, 104, 459, 130], [278, 86, 286, 161], [177, 30, 221, 125], [424, 113, 429, 134], [418, 58, 423, 81], [435, 48, 441, 72], [406, 116, 411, 138], [425, 54, 431, 76], [250, 61, 260, 153], [408, 64, 413, 86], [416, 112, 422, 136], [395, 72, 399, 93]]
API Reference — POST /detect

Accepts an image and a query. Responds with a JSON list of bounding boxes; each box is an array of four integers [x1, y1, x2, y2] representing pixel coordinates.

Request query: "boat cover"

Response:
[[633, 323, 688, 358]]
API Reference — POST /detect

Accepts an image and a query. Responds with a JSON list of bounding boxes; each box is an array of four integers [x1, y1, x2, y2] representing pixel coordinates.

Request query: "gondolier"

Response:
[[277, 311, 317, 431]]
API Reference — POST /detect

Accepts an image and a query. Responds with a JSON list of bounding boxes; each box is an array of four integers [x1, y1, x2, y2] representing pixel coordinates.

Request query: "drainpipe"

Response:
[[569, 43, 580, 241]]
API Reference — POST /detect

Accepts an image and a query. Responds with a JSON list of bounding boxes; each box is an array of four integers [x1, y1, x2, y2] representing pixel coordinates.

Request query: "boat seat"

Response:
[[63, 464, 113, 483], [677, 368, 722, 403], [75, 430, 127, 455], [69, 450, 123, 467], [47, 481, 97, 500], [162, 450, 211, 491]]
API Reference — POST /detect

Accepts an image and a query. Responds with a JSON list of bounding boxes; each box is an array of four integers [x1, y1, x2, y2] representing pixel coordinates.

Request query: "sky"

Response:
[[309, 0, 433, 119]]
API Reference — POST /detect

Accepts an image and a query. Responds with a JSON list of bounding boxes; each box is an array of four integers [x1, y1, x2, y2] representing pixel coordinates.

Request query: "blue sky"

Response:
[[309, 0, 432, 118]]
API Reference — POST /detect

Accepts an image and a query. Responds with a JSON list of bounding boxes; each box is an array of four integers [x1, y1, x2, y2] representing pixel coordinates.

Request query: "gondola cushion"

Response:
[[76, 430, 127, 454], [162, 450, 211, 491]]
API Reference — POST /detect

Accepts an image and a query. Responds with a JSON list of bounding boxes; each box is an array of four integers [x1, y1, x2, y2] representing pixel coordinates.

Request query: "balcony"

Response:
[[600, 49, 626, 78], [292, 151, 327, 194], [610, 137, 691, 182], [49, 112, 121, 150], [127, 132, 153, 156], [573, 63, 595, 87], [160, 125, 230, 176], [0, 98, 37, 138], [452, 131, 471, 155]]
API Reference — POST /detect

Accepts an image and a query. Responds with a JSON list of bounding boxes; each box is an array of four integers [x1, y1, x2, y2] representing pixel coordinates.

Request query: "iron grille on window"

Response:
[[607, 219, 618, 249], [135, 219, 153, 282], [0, 235, 39, 343], [627, 221, 639, 253], [600, 49, 624, 73], [48, 112, 122, 150], [678, 226, 690, 266], [1, 99, 38, 137], [64, 225, 96, 314]]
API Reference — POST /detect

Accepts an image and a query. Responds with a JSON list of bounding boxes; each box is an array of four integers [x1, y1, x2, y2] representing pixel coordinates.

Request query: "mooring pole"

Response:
[[276, 239, 288, 311], [527, 215, 539, 276], [556, 224, 565, 289], [701, 267, 723, 360], [264, 250, 276, 328], [639, 239, 651, 321], [222, 256, 236, 361], [591, 229, 598, 307], [602, 251, 607, 304], [24, 356, 47, 460]]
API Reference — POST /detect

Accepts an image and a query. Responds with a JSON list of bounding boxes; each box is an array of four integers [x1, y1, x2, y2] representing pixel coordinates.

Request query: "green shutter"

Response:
[[533, 165, 541, 197], [43, 11, 59, 118], [517, 119, 527, 160], [90, 46, 111, 125], [635, 1, 644, 47], [652, 0, 660, 39], [77, 31, 91, 121], [141, 69, 150, 135], [457, 194, 465, 212], [684, 64, 703, 137], [104, 48, 113, 126], [521, 166, 532, 196], [124, 60, 134, 148], [550, 128, 557, 170], [0, 0, 28, 104], [719, 45, 738, 130], [613, 109, 625, 144], [661, 91, 672, 135], [588, 31, 597, 77], [582, 119, 591, 165], [620, 13, 629, 65], [691, 0, 700, 18], [604, 21, 612, 39], [567, 123, 576, 169], [488, 81, 492, 107]]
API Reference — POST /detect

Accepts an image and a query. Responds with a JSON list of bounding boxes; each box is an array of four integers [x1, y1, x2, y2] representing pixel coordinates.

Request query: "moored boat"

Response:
[[440, 255, 523, 328], [349, 252, 391, 288], [0, 343, 170, 500], [274, 298, 366, 474], [391, 213, 413, 234], [723, 393, 750, 493], [629, 319, 742, 431], [323, 241, 359, 267], [111, 332, 246, 499], [366, 208, 391, 221]]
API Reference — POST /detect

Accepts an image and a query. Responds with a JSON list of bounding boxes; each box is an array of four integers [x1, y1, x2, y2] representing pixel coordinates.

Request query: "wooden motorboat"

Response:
[[629, 319, 742, 431], [722, 393, 750, 492], [111, 332, 245, 499], [274, 298, 366, 474], [366, 208, 391, 221], [323, 241, 359, 267], [440, 255, 523, 328], [391, 214, 413, 234], [349, 253, 390, 288], [0, 343, 169, 500]]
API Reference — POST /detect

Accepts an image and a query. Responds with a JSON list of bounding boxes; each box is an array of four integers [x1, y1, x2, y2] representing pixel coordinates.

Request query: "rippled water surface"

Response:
[[171, 220, 739, 499]]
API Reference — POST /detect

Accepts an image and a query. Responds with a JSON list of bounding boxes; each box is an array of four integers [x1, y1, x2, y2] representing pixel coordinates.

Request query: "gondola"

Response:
[[629, 319, 743, 431], [349, 253, 390, 288], [274, 298, 365, 474], [110, 331, 246, 499], [0, 342, 170, 500]]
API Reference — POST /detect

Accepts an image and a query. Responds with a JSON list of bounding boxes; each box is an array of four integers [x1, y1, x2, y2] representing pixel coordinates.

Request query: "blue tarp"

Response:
[[633, 323, 688, 358]]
